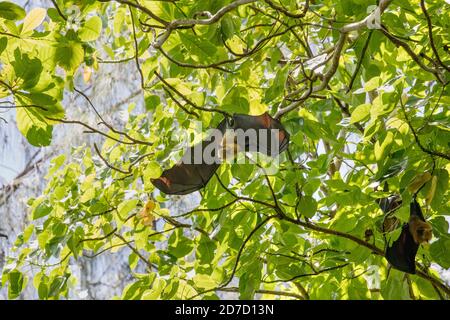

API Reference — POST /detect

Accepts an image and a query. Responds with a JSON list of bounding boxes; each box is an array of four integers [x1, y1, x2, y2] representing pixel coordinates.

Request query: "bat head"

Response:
[[409, 198, 432, 244], [408, 216, 432, 245]]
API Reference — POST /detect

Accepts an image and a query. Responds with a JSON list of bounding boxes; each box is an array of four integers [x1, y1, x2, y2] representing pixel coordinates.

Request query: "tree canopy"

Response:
[[0, 0, 449, 300]]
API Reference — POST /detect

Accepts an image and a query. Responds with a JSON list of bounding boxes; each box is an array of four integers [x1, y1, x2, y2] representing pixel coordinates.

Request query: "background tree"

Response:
[[0, 0, 449, 299]]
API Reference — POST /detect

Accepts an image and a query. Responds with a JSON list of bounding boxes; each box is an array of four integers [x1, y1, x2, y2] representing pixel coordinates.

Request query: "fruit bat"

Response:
[[151, 112, 289, 195], [385, 199, 432, 274]]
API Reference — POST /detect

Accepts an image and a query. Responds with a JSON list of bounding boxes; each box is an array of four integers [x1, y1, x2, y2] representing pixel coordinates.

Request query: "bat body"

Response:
[[385, 223, 419, 274], [230, 113, 289, 155], [151, 113, 289, 195], [385, 199, 432, 274], [151, 120, 227, 195]]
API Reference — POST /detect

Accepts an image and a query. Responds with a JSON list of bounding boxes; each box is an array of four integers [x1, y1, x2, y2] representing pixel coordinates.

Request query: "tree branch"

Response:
[[188, 215, 276, 299], [218, 286, 305, 300], [98, 0, 169, 26], [50, 0, 67, 21], [154, 71, 231, 117], [380, 26, 445, 83], [420, 0, 450, 73], [154, 0, 257, 48], [262, 263, 349, 283], [400, 98, 450, 161], [275, 0, 394, 118], [264, 0, 309, 19], [129, 6, 146, 89]]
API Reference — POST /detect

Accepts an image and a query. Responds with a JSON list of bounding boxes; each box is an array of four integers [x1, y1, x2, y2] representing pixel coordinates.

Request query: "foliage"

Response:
[[1, 0, 449, 300]]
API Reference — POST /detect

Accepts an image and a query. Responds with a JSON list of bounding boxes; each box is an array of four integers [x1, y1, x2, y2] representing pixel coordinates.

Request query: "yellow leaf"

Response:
[[248, 88, 265, 115], [225, 36, 244, 55], [364, 77, 380, 92], [425, 175, 437, 205], [22, 8, 47, 35], [350, 103, 371, 124], [164, 78, 192, 95], [138, 200, 156, 227], [83, 66, 92, 83], [408, 172, 431, 194]]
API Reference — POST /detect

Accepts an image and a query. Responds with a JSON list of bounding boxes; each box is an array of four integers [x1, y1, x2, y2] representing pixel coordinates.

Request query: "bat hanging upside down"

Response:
[[151, 112, 290, 195], [385, 198, 432, 274]]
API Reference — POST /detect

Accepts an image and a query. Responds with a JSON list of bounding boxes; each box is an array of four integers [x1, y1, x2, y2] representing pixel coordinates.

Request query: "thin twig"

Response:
[[420, 0, 450, 73], [400, 98, 450, 161], [51, 0, 68, 21]]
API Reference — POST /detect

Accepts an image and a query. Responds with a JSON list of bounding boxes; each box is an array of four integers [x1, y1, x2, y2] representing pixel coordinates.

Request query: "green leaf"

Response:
[[168, 229, 194, 258], [48, 276, 68, 297], [79, 16, 102, 42], [220, 16, 235, 40], [11, 50, 43, 90], [145, 94, 161, 111], [381, 270, 410, 299], [32, 202, 52, 220], [197, 236, 217, 264], [350, 103, 371, 123], [364, 76, 380, 92], [55, 42, 84, 72], [0, 37, 7, 54], [374, 131, 394, 161], [430, 239, 450, 269], [8, 270, 26, 299], [0, 1, 26, 20], [38, 282, 49, 300], [117, 200, 138, 220], [264, 66, 289, 102], [179, 33, 217, 59], [143, 162, 162, 180], [239, 262, 261, 299], [428, 169, 449, 210], [298, 196, 317, 218], [16, 107, 53, 147], [221, 86, 249, 114], [193, 274, 218, 290]]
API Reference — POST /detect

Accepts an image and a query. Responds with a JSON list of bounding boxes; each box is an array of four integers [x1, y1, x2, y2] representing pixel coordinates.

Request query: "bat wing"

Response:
[[385, 224, 418, 274], [233, 113, 289, 156], [151, 120, 226, 195], [151, 163, 220, 195]]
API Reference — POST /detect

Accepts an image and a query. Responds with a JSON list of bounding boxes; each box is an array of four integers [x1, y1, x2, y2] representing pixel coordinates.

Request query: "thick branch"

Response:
[[98, 0, 169, 26], [154, 0, 257, 48], [264, 0, 309, 19], [275, 0, 394, 118], [340, 0, 393, 33]]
